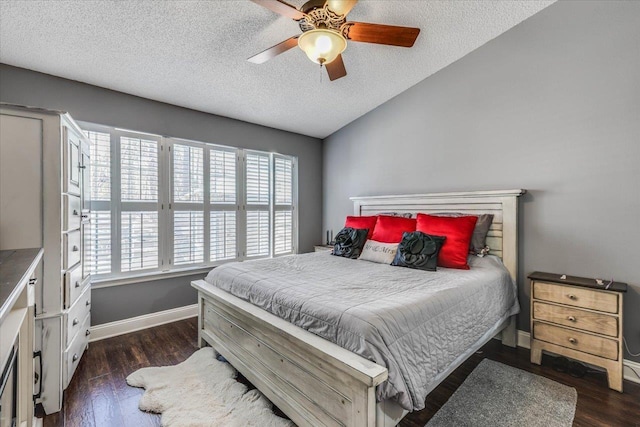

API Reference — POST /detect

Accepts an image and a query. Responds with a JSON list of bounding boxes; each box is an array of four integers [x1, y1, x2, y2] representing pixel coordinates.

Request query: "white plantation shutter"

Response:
[[121, 211, 159, 271], [246, 153, 270, 205], [173, 211, 204, 265], [173, 144, 204, 202], [210, 149, 236, 203], [246, 210, 270, 257], [273, 155, 295, 255], [81, 122, 297, 279], [274, 157, 293, 205], [121, 136, 158, 202], [210, 211, 236, 261], [87, 211, 111, 275], [274, 211, 292, 254], [83, 130, 112, 275], [85, 131, 111, 201], [209, 148, 237, 262], [245, 152, 271, 258]]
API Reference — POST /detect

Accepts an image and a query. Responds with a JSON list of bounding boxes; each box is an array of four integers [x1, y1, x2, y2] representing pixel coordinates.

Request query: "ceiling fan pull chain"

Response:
[[320, 63, 323, 83]]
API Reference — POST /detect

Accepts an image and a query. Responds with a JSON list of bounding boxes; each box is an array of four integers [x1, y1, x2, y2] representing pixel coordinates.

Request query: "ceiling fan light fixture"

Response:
[[298, 29, 346, 65]]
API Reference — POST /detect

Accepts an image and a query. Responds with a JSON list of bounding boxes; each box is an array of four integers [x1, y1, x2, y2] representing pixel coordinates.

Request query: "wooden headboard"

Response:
[[351, 189, 526, 282]]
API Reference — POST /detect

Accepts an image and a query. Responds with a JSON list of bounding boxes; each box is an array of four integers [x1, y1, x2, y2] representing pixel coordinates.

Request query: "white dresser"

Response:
[[0, 104, 92, 414]]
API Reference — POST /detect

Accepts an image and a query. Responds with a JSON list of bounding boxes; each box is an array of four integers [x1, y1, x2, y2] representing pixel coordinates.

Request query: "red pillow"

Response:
[[371, 215, 417, 243], [416, 214, 478, 269], [345, 216, 378, 239]]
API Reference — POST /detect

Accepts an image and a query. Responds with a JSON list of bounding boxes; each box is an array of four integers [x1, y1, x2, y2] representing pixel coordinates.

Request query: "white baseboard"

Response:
[[89, 304, 198, 342], [515, 330, 640, 385]]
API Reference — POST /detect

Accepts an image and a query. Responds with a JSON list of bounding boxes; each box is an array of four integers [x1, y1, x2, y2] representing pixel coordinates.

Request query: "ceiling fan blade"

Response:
[[324, 0, 358, 16], [344, 22, 420, 47], [325, 54, 347, 81], [247, 36, 299, 64], [250, 0, 305, 20]]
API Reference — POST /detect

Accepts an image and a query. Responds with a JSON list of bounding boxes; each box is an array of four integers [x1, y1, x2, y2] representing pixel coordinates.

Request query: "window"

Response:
[[82, 123, 297, 280]]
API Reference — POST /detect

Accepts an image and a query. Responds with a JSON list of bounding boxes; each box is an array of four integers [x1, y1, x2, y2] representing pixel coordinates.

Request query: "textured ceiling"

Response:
[[0, 0, 554, 138]]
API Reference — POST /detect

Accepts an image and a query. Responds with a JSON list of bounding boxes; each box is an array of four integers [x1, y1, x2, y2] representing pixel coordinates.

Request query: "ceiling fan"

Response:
[[248, 0, 420, 81]]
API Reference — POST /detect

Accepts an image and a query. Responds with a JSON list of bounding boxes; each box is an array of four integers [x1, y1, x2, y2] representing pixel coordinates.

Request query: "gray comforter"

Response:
[[205, 252, 519, 411]]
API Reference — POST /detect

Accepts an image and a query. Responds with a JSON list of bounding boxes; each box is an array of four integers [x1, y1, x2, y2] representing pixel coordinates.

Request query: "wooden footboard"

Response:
[[192, 279, 388, 427]]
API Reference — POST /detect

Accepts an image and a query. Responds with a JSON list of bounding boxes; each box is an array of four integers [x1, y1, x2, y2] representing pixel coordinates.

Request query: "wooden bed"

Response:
[[192, 189, 525, 427]]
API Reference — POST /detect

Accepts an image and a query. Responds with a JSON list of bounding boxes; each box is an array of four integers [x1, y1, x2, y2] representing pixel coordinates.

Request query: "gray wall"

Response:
[[323, 1, 640, 362], [0, 64, 323, 325]]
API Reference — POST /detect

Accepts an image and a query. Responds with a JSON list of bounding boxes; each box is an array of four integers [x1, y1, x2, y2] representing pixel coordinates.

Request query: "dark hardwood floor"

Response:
[[43, 317, 640, 427]]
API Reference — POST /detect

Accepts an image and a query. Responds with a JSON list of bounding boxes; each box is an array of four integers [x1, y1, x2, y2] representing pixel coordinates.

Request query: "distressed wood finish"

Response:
[[530, 277, 625, 392], [195, 282, 387, 427], [533, 281, 619, 313], [352, 189, 525, 348], [533, 301, 618, 337], [194, 190, 525, 426]]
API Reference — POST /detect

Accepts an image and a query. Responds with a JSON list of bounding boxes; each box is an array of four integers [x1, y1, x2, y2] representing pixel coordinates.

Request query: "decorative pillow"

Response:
[[435, 213, 494, 253], [370, 215, 417, 243], [391, 232, 446, 271], [379, 212, 413, 218], [358, 240, 399, 264], [345, 216, 378, 239], [332, 227, 368, 259], [416, 214, 478, 269]]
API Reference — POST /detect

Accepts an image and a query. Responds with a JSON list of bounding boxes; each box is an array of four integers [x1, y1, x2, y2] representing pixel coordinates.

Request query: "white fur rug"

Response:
[[126, 347, 295, 427]]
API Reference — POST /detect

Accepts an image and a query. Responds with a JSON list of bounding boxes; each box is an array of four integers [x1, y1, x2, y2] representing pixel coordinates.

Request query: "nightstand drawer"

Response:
[[533, 321, 618, 360], [533, 302, 618, 337], [533, 281, 618, 313]]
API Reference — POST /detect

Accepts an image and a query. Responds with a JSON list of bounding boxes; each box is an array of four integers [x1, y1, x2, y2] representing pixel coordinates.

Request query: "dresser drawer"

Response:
[[533, 301, 618, 337], [533, 321, 618, 360], [532, 281, 618, 313], [66, 285, 91, 346], [63, 194, 82, 232], [63, 312, 90, 389], [63, 230, 81, 269], [64, 264, 88, 309]]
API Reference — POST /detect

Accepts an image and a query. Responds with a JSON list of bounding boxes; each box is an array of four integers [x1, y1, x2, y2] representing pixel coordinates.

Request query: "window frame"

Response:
[[80, 122, 298, 284]]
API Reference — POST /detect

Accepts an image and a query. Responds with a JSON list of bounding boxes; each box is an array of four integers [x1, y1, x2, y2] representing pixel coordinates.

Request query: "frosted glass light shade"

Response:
[[298, 29, 347, 65]]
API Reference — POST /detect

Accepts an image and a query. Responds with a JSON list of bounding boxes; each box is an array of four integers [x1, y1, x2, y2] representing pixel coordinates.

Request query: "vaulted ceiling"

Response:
[[0, 1, 554, 138]]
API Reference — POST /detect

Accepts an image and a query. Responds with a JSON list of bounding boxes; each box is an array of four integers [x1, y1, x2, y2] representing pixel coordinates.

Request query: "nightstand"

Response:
[[529, 271, 627, 392], [314, 245, 333, 253]]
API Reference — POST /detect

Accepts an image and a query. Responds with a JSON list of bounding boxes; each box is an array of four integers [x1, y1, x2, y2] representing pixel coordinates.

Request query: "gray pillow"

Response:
[[379, 212, 413, 218], [434, 213, 494, 254]]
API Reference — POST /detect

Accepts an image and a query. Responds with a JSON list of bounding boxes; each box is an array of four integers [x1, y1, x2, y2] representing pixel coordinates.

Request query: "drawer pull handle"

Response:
[[568, 337, 577, 344], [72, 353, 79, 362], [81, 214, 89, 219], [72, 245, 79, 252], [567, 316, 576, 322], [86, 329, 91, 336], [75, 281, 80, 288], [72, 318, 79, 326], [567, 294, 577, 300]]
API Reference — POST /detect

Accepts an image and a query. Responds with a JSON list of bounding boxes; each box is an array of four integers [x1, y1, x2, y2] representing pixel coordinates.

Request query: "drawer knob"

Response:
[[86, 300, 91, 307], [73, 209, 79, 216], [568, 337, 577, 344], [72, 245, 79, 252], [567, 294, 577, 300], [72, 353, 79, 362], [86, 329, 91, 336], [75, 281, 80, 288], [567, 316, 576, 322], [72, 318, 79, 326]]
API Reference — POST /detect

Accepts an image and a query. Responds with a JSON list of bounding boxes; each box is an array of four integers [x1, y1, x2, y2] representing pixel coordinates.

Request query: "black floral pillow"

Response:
[[391, 231, 446, 271], [332, 227, 369, 259]]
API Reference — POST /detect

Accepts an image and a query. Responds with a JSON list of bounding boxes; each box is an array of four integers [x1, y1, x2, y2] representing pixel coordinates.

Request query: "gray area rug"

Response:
[[426, 359, 577, 427]]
